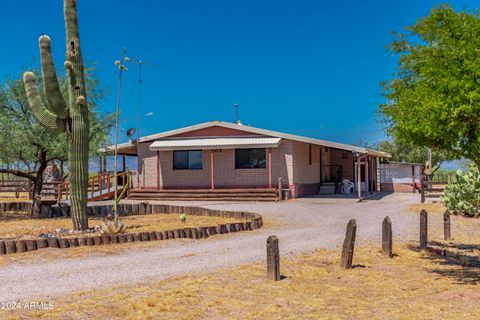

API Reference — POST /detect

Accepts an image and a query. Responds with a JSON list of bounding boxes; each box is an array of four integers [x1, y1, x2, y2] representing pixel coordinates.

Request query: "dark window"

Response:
[[308, 145, 312, 165], [173, 150, 203, 170], [235, 148, 266, 169]]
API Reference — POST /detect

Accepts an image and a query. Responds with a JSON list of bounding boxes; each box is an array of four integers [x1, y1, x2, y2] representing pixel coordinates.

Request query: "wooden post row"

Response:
[[420, 209, 428, 249], [341, 219, 356, 269], [382, 216, 393, 258], [444, 210, 451, 241], [267, 235, 281, 281]]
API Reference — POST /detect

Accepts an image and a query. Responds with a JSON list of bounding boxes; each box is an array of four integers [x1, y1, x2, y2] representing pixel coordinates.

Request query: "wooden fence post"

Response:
[[341, 219, 357, 269], [266, 235, 280, 281], [444, 210, 451, 241], [382, 216, 393, 258], [420, 209, 428, 249], [278, 177, 283, 201], [420, 175, 425, 203]]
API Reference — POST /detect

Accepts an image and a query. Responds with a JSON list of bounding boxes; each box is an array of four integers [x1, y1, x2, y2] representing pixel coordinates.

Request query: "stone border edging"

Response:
[[0, 203, 263, 255], [0, 202, 32, 212]]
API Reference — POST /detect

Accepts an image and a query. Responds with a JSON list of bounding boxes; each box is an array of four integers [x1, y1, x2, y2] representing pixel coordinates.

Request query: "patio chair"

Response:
[[341, 179, 354, 194]]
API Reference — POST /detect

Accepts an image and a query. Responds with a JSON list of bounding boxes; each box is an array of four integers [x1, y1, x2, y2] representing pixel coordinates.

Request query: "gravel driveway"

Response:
[[0, 192, 420, 301]]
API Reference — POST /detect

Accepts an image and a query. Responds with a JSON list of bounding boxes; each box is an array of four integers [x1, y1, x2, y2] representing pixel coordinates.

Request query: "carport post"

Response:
[[365, 157, 369, 196], [357, 160, 361, 199], [210, 150, 215, 191], [268, 148, 272, 188]]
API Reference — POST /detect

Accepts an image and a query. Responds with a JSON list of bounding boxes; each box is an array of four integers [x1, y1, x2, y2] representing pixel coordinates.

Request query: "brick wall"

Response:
[[135, 137, 378, 198], [380, 183, 417, 193]]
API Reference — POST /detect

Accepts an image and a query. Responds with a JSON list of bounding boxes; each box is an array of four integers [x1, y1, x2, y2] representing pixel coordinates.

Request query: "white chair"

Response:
[[341, 179, 354, 194]]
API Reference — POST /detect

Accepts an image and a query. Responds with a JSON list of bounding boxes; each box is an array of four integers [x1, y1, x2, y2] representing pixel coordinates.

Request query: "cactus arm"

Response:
[[22, 72, 66, 133], [39, 35, 68, 119]]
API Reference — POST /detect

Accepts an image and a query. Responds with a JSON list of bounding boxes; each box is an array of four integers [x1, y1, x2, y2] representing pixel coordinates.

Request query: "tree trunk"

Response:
[[31, 155, 48, 217]]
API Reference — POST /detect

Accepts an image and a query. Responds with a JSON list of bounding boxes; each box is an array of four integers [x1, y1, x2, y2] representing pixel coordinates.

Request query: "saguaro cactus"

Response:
[[23, 0, 89, 230]]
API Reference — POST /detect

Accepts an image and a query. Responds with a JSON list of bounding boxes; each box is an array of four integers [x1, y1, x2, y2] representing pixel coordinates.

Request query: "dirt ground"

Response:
[[2, 194, 480, 319], [6, 242, 480, 320]]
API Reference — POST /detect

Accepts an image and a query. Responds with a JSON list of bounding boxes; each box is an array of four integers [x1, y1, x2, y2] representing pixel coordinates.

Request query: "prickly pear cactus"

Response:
[[23, 0, 89, 230]]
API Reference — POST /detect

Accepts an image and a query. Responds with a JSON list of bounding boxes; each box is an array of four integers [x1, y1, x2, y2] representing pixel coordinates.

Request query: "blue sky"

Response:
[[0, 0, 477, 146]]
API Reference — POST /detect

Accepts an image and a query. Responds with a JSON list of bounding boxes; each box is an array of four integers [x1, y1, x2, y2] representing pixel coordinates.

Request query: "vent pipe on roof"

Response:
[[234, 103, 242, 125]]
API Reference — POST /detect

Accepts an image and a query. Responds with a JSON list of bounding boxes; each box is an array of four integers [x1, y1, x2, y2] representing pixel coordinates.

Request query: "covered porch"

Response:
[[126, 136, 284, 201]]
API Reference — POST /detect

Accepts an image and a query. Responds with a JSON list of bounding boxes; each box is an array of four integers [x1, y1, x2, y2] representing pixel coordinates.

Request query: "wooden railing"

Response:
[[0, 180, 61, 200], [420, 175, 447, 203], [57, 171, 129, 202]]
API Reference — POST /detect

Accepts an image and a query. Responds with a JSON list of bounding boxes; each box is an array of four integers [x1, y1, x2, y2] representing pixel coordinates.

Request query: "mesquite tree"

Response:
[[23, 0, 90, 230]]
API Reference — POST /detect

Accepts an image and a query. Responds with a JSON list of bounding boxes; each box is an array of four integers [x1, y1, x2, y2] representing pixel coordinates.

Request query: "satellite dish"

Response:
[[126, 128, 136, 138]]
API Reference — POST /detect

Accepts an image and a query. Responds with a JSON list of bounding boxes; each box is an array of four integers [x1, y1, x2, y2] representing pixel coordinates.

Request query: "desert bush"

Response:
[[442, 164, 480, 217], [99, 217, 127, 235]]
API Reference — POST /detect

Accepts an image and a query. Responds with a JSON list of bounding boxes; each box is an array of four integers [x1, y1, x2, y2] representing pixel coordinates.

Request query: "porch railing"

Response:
[[57, 171, 129, 202]]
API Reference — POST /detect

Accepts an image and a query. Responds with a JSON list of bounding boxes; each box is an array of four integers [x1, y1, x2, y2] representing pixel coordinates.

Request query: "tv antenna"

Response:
[[130, 58, 154, 144]]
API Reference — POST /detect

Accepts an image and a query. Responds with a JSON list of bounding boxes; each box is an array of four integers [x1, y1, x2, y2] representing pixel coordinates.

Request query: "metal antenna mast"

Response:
[[131, 58, 153, 188], [131, 59, 153, 143]]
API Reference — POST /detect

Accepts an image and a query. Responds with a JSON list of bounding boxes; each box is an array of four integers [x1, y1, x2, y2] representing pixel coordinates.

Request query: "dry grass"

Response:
[[408, 202, 480, 245], [0, 213, 240, 266], [0, 212, 239, 240], [3, 203, 480, 319], [5, 242, 480, 320]]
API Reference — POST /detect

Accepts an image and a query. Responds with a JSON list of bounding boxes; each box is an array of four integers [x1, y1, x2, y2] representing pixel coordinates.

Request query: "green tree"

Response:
[[379, 5, 480, 167], [0, 65, 113, 216]]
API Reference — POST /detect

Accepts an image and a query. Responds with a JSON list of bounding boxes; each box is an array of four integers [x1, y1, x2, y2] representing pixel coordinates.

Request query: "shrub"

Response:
[[180, 214, 187, 223], [99, 217, 127, 235], [442, 164, 480, 217]]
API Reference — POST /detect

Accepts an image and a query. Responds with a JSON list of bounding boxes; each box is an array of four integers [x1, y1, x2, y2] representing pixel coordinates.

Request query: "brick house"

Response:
[[115, 121, 390, 200]]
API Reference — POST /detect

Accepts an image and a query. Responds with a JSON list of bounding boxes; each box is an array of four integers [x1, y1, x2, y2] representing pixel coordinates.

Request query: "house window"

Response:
[[309, 145, 312, 165], [173, 150, 203, 170], [235, 148, 266, 169]]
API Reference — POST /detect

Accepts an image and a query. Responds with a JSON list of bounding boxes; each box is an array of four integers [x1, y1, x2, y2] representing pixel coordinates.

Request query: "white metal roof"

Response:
[[150, 137, 282, 151], [112, 121, 391, 157]]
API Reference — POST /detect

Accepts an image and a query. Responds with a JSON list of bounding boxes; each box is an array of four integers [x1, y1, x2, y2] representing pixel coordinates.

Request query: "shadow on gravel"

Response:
[[407, 243, 480, 285]]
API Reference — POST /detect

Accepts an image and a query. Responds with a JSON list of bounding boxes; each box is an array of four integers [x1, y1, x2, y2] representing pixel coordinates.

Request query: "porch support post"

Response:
[[99, 156, 103, 174], [103, 156, 107, 173], [210, 150, 215, 191], [122, 154, 126, 172], [357, 159, 361, 199], [156, 151, 160, 190], [268, 148, 272, 188], [365, 156, 370, 197]]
